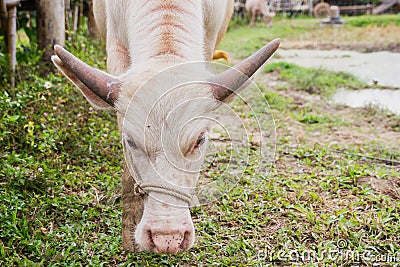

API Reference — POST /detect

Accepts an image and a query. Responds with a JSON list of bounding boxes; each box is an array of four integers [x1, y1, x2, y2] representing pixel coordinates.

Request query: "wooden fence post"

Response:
[[7, 2, 18, 87], [36, 0, 65, 64], [86, 0, 97, 38], [1, 0, 20, 87], [0, 0, 8, 37]]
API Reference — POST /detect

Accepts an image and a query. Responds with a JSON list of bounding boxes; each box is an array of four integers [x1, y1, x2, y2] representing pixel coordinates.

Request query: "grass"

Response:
[[345, 14, 400, 27], [221, 14, 400, 55], [220, 15, 314, 58], [264, 62, 366, 95], [1, 15, 400, 266]]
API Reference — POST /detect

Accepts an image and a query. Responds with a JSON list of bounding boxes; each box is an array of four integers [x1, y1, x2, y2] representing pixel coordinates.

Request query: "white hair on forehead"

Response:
[[118, 62, 217, 141], [115, 61, 213, 110], [120, 77, 216, 157]]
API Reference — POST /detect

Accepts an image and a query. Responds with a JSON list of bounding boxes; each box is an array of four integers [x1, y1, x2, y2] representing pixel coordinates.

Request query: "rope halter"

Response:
[[134, 181, 194, 206]]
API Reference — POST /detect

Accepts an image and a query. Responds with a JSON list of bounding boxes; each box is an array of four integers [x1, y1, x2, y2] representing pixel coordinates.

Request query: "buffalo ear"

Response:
[[51, 45, 122, 110]]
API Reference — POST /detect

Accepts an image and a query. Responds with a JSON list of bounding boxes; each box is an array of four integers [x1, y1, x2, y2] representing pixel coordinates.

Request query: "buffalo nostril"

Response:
[[149, 231, 189, 254], [181, 231, 191, 250], [147, 230, 156, 249]]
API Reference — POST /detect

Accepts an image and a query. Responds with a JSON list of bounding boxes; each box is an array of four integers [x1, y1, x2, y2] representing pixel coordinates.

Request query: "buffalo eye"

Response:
[[126, 137, 137, 149], [194, 133, 206, 149]]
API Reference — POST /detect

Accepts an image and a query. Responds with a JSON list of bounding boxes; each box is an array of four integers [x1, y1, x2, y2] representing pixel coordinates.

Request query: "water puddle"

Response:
[[276, 49, 400, 87], [332, 88, 400, 114]]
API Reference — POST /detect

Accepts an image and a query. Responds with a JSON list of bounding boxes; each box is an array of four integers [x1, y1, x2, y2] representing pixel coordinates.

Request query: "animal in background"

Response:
[[245, 0, 276, 27]]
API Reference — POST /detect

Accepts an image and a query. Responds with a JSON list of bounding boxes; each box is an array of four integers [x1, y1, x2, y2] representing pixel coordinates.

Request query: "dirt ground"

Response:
[[259, 64, 400, 199]]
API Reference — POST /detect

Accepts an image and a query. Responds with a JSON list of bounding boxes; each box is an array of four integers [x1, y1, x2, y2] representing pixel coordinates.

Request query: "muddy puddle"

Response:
[[331, 88, 400, 114], [275, 49, 400, 114], [276, 49, 400, 87]]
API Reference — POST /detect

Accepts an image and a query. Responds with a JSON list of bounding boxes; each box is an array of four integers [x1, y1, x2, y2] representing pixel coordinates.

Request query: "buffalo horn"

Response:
[[53, 45, 122, 106], [211, 38, 280, 101]]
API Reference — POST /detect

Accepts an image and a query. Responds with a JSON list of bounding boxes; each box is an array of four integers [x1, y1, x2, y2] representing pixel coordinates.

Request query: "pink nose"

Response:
[[150, 231, 191, 254]]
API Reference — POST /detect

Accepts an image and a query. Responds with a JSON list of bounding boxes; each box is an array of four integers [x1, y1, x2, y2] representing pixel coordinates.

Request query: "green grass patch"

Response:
[[346, 14, 400, 27], [264, 62, 366, 95], [264, 90, 292, 111], [220, 16, 315, 58]]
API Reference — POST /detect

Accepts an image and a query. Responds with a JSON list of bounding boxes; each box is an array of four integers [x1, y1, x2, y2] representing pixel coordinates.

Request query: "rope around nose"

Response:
[[138, 182, 193, 205]]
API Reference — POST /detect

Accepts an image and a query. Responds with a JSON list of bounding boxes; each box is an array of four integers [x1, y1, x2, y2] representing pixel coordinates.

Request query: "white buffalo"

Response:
[[52, 0, 279, 254]]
